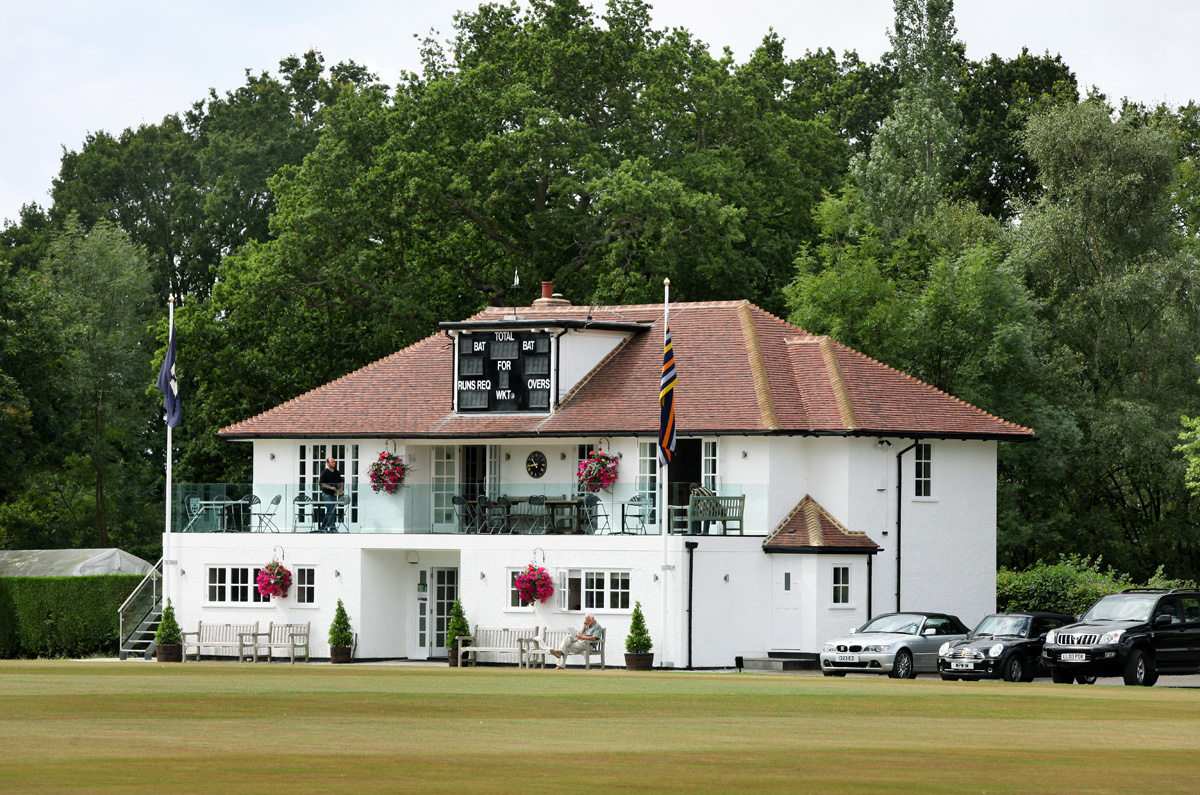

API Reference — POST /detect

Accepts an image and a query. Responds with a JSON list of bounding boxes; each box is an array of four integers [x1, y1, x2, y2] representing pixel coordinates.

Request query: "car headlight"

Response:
[[938, 642, 950, 656], [989, 644, 1004, 658], [863, 644, 891, 653], [823, 643, 836, 652], [1045, 629, 1057, 644], [1099, 629, 1125, 644]]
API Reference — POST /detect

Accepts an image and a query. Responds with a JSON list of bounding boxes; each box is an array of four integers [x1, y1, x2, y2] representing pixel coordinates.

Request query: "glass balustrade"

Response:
[[170, 482, 767, 535]]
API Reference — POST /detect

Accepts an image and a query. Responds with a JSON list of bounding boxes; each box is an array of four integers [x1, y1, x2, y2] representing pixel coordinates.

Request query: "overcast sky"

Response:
[[3, 0, 1197, 226]]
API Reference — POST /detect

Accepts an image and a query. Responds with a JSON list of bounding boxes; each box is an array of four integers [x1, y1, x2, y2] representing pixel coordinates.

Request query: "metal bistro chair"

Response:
[[475, 495, 496, 534], [581, 493, 609, 534], [293, 494, 313, 532], [622, 494, 652, 534], [250, 494, 282, 532], [333, 495, 352, 532], [182, 494, 203, 531], [452, 495, 479, 533], [212, 495, 236, 532], [524, 495, 550, 534], [495, 496, 515, 534]]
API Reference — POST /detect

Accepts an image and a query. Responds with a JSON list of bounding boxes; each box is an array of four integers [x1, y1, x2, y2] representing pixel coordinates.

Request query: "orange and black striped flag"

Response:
[[658, 323, 677, 467]]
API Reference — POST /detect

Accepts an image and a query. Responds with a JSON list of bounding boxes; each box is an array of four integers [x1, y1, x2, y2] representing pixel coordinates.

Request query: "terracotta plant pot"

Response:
[[448, 648, 459, 667], [624, 652, 654, 671], [330, 646, 352, 664], [156, 643, 183, 663]]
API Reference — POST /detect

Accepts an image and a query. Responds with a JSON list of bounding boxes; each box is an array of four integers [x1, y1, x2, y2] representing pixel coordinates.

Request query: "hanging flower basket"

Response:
[[256, 560, 292, 599], [577, 449, 619, 493], [514, 564, 555, 605], [368, 451, 411, 494]]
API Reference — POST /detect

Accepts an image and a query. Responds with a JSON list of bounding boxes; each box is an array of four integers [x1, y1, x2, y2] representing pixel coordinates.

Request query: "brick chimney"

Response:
[[532, 280, 571, 307]]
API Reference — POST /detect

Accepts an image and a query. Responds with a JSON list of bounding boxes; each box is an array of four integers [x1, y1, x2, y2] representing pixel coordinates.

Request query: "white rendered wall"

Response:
[[556, 329, 630, 401]]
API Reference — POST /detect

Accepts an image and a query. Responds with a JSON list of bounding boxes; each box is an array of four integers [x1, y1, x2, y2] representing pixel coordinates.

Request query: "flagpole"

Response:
[[165, 297, 174, 557], [660, 278, 670, 667]]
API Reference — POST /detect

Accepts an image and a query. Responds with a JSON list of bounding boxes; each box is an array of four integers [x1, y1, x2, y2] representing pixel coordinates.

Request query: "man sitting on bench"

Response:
[[550, 613, 603, 670]]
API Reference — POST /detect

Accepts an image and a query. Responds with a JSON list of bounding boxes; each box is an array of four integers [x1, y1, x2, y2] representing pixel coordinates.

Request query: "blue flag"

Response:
[[157, 326, 181, 427], [658, 323, 677, 467]]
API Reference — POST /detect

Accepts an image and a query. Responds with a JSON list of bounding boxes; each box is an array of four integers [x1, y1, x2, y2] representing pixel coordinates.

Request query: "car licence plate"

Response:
[[1060, 653, 1087, 662], [951, 661, 975, 670], [835, 654, 858, 663]]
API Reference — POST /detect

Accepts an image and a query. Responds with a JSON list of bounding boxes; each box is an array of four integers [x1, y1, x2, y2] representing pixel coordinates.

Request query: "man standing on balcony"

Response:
[[550, 613, 603, 669], [319, 456, 344, 532]]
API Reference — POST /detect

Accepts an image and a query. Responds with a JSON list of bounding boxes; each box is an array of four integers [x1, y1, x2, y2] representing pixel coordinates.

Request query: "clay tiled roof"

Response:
[[219, 300, 1034, 440], [762, 495, 880, 554]]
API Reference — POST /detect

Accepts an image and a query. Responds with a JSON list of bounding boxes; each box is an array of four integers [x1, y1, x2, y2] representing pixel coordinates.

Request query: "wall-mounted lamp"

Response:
[[653, 574, 659, 582], [505, 453, 511, 460], [560, 452, 567, 460], [179, 569, 185, 576], [617, 452, 623, 459], [406, 550, 419, 565], [480, 571, 486, 580], [741, 450, 748, 459], [334, 570, 341, 578], [723, 574, 730, 582], [269, 453, 275, 460]]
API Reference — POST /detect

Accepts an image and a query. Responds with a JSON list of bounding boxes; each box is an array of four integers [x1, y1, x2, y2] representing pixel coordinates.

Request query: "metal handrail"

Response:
[[118, 557, 163, 649]]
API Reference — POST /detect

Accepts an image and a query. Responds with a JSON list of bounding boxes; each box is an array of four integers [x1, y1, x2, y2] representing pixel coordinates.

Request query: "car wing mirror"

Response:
[[923, 627, 937, 636], [1154, 614, 1172, 627], [848, 627, 857, 635]]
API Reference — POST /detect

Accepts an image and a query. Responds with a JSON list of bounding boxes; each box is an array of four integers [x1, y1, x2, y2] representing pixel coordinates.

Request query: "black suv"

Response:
[[1041, 588, 1200, 686]]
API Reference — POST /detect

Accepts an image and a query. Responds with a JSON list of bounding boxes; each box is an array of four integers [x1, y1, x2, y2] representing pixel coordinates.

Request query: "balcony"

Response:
[[171, 482, 764, 536]]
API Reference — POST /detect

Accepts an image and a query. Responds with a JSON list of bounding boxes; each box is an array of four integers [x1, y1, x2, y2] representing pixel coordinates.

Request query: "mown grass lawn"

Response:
[[2, 661, 1199, 793]]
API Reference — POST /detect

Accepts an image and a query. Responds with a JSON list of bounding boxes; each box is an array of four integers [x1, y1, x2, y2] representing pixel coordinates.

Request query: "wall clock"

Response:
[[526, 450, 548, 479]]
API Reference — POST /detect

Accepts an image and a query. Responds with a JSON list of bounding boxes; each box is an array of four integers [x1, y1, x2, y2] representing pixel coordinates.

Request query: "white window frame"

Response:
[[914, 442, 932, 499], [555, 568, 632, 613], [505, 568, 535, 612], [637, 442, 658, 525], [702, 439, 719, 491], [205, 565, 271, 606], [832, 565, 851, 606], [294, 566, 317, 607]]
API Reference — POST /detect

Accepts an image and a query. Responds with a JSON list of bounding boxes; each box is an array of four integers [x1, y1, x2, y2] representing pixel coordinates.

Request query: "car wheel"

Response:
[[1051, 667, 1074, 684], [822, 671, 846, 677], [888, 649, 916, 679], [1123, 649, 1156, 686], [1075, 675, 1097, 685], [1003, 655, 1025, 683]]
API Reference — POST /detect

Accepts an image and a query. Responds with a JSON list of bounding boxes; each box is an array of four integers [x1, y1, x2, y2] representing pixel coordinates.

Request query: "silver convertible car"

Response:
[[820, 612, 970, 678]]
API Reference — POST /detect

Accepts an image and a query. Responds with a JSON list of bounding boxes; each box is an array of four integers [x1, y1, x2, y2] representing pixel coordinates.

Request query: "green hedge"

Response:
[[997, 555, 1197, 617], [0, 575, 143, 658]]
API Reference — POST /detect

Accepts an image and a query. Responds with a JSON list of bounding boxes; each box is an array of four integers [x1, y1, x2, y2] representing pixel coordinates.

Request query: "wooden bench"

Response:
[[181, 621, 259, 662], [520, 626, 606, 670], [673, 494, 745, 535], [244, 621, 311, 663], [456, 625, 539, 667]]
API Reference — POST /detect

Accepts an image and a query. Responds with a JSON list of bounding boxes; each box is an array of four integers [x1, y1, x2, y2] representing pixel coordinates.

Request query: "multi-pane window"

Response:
[[508, 569, 534, 609], [833, 566, 850, 604], [637, 442, 658, 525], [206, 566, 269, 604], [915, 443, 932, 497], [557, 569, 631, 612], [296, 567, 316, 604]]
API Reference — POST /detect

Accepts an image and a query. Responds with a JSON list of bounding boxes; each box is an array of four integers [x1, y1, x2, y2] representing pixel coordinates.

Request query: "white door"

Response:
[[430, 567, 459, 658], [770, 557, 804, 650], [432, 445, 457, 533]]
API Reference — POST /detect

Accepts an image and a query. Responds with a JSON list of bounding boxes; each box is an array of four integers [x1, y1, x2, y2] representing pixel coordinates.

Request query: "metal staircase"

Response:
[[118, 557, 163, 660]]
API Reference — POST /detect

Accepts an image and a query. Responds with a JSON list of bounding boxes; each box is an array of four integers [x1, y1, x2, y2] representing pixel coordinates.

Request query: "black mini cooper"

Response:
[[938, 612, 1073, 682]]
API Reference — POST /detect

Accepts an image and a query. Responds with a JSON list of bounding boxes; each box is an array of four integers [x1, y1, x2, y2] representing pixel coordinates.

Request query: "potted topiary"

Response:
[[155, 598, 183, 662], [328, 599, 354, 664], [624, 601, 654, 670], [445, 598, 471, 667]]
